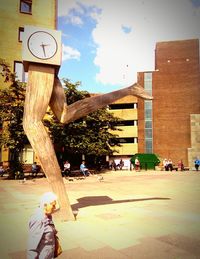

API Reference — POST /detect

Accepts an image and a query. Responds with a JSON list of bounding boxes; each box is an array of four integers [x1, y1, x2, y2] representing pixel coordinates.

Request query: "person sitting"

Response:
[[80, 161, 90, 177], [0, 165, 5, 177], [31, 162, 40, 177], [168, 159, 173, 171], [63, 160, 71, 176], [163, 158, 169, 171], [119, 159, 124, 170], [178, 160, 184, 171], [110, 160, 117, 171]]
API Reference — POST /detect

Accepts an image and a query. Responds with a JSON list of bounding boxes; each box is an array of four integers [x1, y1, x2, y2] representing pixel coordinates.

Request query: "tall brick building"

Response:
[[138, 39, 200, 167]]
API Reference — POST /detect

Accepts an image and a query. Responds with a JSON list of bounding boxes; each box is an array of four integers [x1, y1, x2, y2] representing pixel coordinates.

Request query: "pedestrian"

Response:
[[27, 192, 61, 259], [194, 158, 200, 171], [135, 157, 140, 171]]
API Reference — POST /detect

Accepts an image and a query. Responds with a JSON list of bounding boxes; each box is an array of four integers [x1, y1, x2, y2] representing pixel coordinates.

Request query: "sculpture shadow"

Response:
[[72, 195, 170, 213]]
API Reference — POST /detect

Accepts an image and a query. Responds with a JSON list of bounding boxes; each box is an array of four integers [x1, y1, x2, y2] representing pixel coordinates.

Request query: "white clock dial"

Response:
[[28, 31, 58, 60]]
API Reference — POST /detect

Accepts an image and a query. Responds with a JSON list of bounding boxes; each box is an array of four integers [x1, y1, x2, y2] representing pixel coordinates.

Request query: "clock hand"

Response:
[[40, 43, 49, 57]]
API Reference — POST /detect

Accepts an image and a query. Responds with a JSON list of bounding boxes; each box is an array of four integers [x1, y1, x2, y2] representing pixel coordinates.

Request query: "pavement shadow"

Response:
[[71, 195, 170, 212]]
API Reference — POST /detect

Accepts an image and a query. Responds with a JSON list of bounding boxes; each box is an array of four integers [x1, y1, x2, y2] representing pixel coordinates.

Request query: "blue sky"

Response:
[[57, 0, 200, 93]]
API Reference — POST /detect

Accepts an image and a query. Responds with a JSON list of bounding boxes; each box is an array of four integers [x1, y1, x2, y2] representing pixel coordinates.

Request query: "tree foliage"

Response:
[[44, 79, 121, 160], [0, 59, 28, 176], [0, 59, 27, 151]]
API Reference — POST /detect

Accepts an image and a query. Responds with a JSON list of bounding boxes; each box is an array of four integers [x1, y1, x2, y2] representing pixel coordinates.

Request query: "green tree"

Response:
[[0, 60, 121, 173], [44, 79, 121, 166], [0, 59, 28, 178]]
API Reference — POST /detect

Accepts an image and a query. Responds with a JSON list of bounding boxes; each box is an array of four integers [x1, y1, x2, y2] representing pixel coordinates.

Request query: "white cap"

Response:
[[40, 192, 58, 208]]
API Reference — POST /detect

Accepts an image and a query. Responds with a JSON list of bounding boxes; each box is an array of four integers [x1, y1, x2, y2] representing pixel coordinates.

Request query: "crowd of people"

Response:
[[162, 158, 200, 172], [163, 158, 174, 171], [1, 156, 200, 181], [35, 157, 200, 176], [62, 160, 90, 177]]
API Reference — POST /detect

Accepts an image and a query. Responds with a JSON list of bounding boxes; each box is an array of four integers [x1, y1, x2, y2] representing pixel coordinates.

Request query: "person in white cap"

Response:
[[27, 192, 59, 259]]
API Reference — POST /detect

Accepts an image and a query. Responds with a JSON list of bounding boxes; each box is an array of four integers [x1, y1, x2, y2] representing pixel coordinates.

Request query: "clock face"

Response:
[[27, 31, 58, 60]]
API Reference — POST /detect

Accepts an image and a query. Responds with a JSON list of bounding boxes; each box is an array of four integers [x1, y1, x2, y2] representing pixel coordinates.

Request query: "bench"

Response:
[[0, 166, 10, 177], [22, 164, 45, 178], [62, 169, 96, 178]]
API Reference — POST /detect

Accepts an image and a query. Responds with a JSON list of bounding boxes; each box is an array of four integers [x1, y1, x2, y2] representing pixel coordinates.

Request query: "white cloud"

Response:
[[58, 0, 200, 86], [57, 0, 80, 17], [90, 0, 200, 86], [68, 14, 83, 26], [62, 44, 81, 62], [58, 0, 84, 26], [57, 0, 100, 25]]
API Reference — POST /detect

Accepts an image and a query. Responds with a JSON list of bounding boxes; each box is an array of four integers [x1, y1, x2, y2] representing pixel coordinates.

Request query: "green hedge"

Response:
[[131, 153, 160, 170]]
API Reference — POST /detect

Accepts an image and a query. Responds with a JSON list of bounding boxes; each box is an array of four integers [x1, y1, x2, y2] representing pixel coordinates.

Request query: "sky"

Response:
[[57, 0, 200, 93]]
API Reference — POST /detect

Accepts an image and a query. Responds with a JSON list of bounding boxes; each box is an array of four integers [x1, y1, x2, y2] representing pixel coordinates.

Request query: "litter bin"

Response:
[[131, 153, 160, 170]]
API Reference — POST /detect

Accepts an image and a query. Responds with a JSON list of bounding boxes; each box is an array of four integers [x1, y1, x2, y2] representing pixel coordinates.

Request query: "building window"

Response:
[[14, 61, 28, 82], [20, 0, 32, 14], [109, 137, 138, 146], [18, 27, 24, 42], [144, 72, 153, 153], [145, 121, 152, 128], [109, 103, 137, 110], [145, 139, 153, 154], [111, 120, 138, 126], [145, 108, 152, 119], [20, 145, 34, 164]]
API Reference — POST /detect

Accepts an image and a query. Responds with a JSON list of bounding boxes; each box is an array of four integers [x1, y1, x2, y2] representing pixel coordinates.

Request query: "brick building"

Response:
[[138, 39, 200, 167]]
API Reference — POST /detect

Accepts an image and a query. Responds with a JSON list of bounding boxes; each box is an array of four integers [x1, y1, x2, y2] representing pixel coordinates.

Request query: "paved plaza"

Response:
[[0, 170, 200, 259]]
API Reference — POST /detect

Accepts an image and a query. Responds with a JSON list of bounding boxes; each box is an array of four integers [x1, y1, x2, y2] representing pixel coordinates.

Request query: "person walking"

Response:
[[194, 158, 200, 171], [27, 192, 60, 259]]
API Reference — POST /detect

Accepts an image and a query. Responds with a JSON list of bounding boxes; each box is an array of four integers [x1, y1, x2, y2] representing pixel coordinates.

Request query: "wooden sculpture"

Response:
[[22, 26, 153, 221]]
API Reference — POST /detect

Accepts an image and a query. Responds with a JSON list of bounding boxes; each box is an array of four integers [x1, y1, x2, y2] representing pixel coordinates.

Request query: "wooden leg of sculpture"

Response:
[[49, 76, 66, 122], [23, 64, 74, 221], [50, 77, 153, 124]]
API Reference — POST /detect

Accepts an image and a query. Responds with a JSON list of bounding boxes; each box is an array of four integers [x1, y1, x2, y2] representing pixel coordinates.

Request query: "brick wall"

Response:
[[138, 39, 200, 166]]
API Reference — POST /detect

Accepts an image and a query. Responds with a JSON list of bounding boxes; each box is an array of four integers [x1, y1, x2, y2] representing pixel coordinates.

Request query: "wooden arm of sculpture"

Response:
[[50, 76, 153, 124]]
